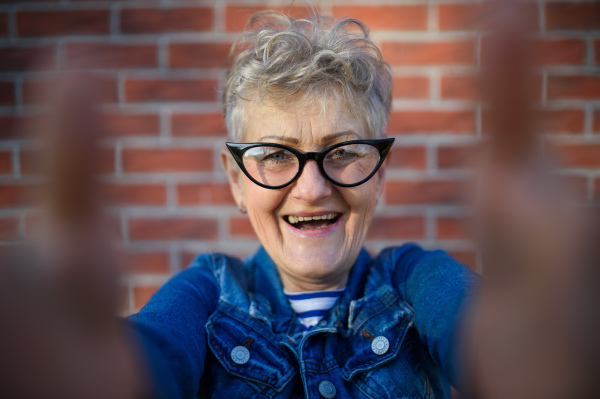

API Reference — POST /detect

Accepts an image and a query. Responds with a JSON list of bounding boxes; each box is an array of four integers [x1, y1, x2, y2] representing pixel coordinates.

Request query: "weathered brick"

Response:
[[366, 216, 425, 239], [225, 5, 307, 32], [439, 3, 538, 31], [392, 76, 429, 99], [540, 109, 584, 134], [122, 252, 170, 274], [128, 217, 217, 240], [441, 75, 479, 100], [382, 40, 476, 66], [546, 2, 600, 30], [17, 10, 109, 37], [171, 113, 227, 136], [556, 144, 600, 167], [594, 110, 600, 133], [102, 183, 166, 206], [103, 112, 160, 136], [436, 216, 470, 239], [0, 184, 32, 207], [229, 217, 255, 238], [0, 81, 14, 105], [132, 285, 160, 312], [0, 217, 20, 241], [20, 147, 115, 175], [437, 145, 475, 169], [385, 180, 463, 205], [170, 42, 232, 68], [388, 110, 476, 134], [0, 150, 11, 174], [122, 148, 213, 172], [0, 47, 55, 72], [125, 78, 218, 103], [536, 39, 586, 66], [388, 146, 426, 169], [177, 183, 234, 205], [120, 7, 212, 34], [547, 75, 600, 100], [64, 42, 157, 69], [332, 5, 427, 30], [0, 114, 47, 139], [22, 75, 118, 105]]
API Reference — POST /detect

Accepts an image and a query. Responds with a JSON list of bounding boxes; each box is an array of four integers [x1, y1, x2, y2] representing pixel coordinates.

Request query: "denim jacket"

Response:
[[128, 244, 479, 399]]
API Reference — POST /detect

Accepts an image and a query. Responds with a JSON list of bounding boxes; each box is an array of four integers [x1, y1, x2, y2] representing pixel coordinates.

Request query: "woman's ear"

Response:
[[220, 148, 246, 207]]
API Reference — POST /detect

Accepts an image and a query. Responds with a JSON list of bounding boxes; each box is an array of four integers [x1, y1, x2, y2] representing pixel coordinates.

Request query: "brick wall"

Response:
[[0, 0, 599, 314]]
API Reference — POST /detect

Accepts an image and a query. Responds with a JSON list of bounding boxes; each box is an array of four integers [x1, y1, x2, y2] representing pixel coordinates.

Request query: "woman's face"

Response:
[[222, 100, 386, 292]]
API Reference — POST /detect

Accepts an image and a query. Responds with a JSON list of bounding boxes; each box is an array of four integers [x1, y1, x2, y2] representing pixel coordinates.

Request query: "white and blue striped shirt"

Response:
[[284, 288, 345, 331]]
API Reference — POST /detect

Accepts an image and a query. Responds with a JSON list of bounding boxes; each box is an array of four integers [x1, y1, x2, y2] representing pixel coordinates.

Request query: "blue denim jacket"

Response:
[[128, 244, 479, 399]]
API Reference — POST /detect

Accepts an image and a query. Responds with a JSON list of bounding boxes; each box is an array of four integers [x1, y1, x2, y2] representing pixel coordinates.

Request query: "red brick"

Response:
[[22, 75, 118, 105], [0, 151, 11, 173], [439, 3, 538, 31], [332, 5, 427, 30], [180, 252, 201, 268], [125, 78, 218, 103], [0, 47, 55, 72], [548, 76, 600, 100], [534, 39, 586, 66], [0, 114, 48, 139], [540, 109, 584, 134], [103, 112, 160, 136], [441, 75, 479, 100], [388, 110, 476, 134], [170, 42, 231, 69], [437, 145, 475, 169], [177, 182, 234, 205], [122, 252, 169, 274], [382, 40, 475, 66], [122, 148, 213, 172], [120, 7, 212, 34], [0, 218, 19, 241], [225, 5, 308, 32], [0, 81, 14, 105], [392, 76, 429, 99], [595, 178, 600, 201], [546, 2, 600, 30], [447, 250, 477, 271], [20, 147, 115, 175], [17, 10, 109, 37], [0, 12, 8, 37], [436, 216, 469, 239], [128, 217, 217, 240], [0, 184, 32, 207], [171, 113, 227, 136], [594, 110, 600, 133], [596, 40, 600, 65], [102, 183, 166, 206], [132, 285, 160, 312], [366, 216, 425, 239], [556, 144, 600, 168], [388, 146, 426, 169], [64, 42, 157, 69], [385, 179, 463, 205], [229, 217, 255, 238]]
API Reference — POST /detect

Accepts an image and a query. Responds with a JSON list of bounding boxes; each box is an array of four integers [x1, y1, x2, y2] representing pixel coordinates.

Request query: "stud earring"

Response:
[[239, 201, 247, 214]]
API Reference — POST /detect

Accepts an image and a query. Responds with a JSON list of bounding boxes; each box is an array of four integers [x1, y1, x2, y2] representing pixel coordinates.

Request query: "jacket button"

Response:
[[231, 346, 250, 364], [371, 336, 389, 355], [319, 380, 336, 398]]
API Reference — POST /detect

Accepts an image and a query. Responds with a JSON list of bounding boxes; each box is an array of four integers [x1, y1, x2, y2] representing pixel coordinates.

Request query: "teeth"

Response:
[[287, 213, 338, 224]]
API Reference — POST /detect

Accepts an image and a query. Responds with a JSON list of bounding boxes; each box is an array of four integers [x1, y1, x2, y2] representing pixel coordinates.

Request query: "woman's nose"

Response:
[[290, 160, 333, 203]]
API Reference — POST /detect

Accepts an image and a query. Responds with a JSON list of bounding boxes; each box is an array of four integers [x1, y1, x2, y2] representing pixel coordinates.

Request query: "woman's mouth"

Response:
[[285, 213, 341, 230]]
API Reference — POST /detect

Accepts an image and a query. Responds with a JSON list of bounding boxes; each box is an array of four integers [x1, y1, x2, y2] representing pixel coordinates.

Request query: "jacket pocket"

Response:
[[341, 287, 430, 399], [203, 304, 296, 398]]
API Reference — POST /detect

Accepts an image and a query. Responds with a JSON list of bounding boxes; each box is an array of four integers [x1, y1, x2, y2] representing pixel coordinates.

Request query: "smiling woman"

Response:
[[128, 8, 479, 399]]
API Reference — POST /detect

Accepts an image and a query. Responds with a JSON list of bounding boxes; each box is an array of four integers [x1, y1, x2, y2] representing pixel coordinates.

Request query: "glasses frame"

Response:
[[225, 138, 395, 189]]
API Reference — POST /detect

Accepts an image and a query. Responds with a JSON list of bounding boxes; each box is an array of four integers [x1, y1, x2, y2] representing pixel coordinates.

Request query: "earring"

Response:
[[239, 201, 247, 214]]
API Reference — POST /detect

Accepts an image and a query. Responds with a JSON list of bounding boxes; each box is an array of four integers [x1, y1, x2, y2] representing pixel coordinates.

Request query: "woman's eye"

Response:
[[331, 149, 357, 160]]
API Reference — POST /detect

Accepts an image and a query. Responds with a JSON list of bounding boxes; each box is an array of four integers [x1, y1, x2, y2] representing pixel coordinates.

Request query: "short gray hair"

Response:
[[222, 11, 393, 141]]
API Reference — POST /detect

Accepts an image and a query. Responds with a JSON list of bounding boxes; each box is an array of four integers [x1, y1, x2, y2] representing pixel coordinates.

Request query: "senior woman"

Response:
[[129, 10, 478, 399]]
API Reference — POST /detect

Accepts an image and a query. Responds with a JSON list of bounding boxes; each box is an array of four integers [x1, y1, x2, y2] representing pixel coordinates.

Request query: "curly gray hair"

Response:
[[222, 10, 393, 141]]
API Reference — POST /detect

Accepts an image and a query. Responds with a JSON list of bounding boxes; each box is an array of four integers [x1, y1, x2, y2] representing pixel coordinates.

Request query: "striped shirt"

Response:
[[284, 288, 345, 331]]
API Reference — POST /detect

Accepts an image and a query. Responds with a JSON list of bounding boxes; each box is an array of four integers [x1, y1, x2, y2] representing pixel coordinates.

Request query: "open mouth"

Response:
[[284, 213, 341, 230]]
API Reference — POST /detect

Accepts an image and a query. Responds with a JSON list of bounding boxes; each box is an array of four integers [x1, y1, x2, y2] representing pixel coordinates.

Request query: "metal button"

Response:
[[318, 380, 336, 398], [371, 336, 389, 355], [231, 346, 250, 365]]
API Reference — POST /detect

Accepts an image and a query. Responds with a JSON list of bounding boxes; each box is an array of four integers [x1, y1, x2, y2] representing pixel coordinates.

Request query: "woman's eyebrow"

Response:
[[258, 135, 300, 144]]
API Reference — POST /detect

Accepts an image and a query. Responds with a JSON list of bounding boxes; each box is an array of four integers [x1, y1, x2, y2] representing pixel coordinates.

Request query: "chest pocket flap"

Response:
[[206, 304, 296, 392], [341, 286, 415, 381]]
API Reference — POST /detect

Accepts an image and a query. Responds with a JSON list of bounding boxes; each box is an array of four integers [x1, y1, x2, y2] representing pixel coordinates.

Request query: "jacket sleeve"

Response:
[[390, 244, 481, 388], [124, 253, 220, 399]]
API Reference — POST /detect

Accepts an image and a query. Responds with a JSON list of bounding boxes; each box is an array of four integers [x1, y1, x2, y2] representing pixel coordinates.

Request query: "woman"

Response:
[[129, 10, 478, 399]]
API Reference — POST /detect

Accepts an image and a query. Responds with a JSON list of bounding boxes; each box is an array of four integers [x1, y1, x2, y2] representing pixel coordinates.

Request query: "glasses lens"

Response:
[[242, 146, 299, 187], [323, 143, 380, 185]]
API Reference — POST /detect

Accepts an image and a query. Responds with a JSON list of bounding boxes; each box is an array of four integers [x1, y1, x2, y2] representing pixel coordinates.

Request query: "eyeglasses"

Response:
[[225, 138, 394, 189]]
